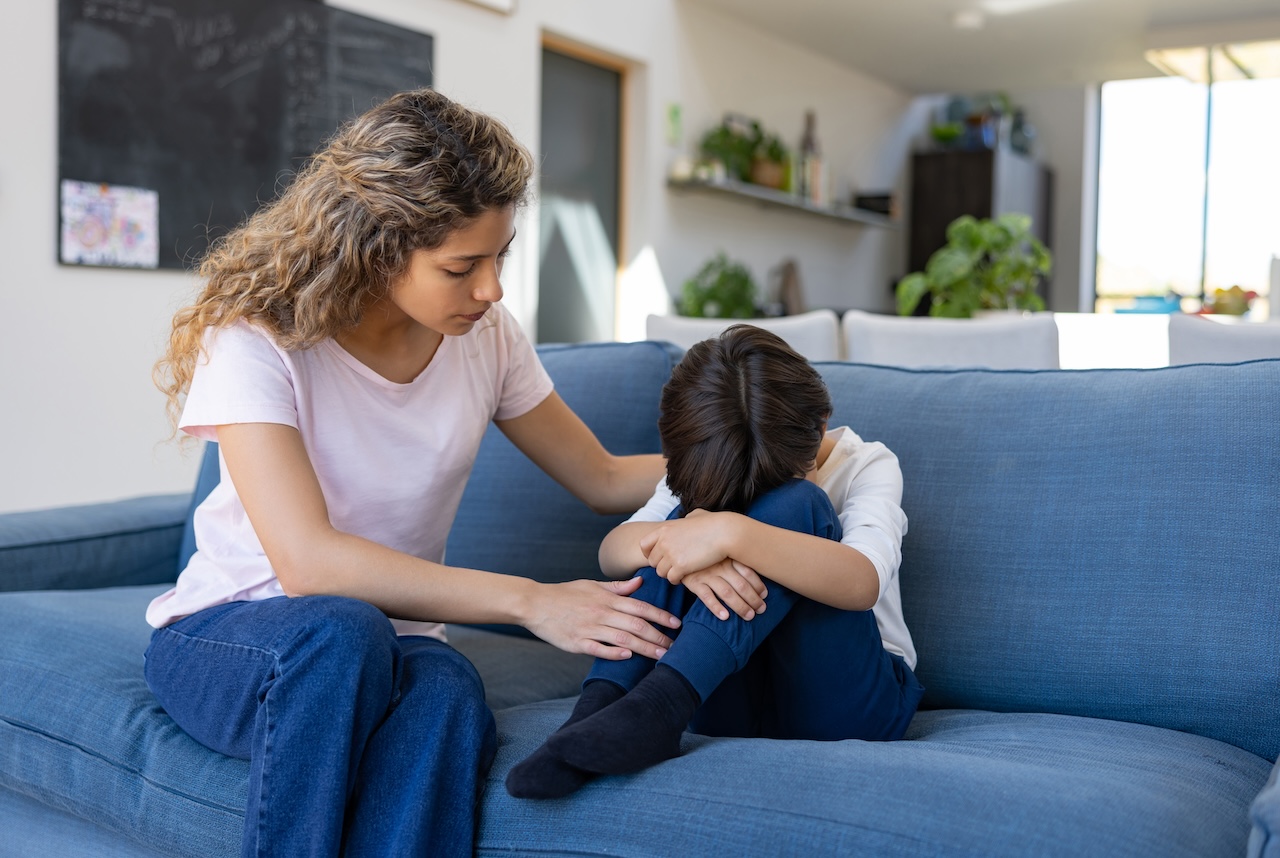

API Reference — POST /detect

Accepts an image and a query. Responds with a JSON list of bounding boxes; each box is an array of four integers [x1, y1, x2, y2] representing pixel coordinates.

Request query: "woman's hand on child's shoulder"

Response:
[[681, 560, 768, 622]]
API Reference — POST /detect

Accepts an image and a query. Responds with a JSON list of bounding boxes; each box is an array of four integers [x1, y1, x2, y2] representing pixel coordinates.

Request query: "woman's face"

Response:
[[388, 206, 517, 336]]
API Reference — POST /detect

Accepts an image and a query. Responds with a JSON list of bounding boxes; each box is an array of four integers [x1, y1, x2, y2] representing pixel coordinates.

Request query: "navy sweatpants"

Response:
[[586, 478, 923, 742]]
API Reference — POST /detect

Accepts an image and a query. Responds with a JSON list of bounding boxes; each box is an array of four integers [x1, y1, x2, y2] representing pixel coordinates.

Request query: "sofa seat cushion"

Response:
[[481, 701, 1272, 858], [0, 586, 590, 858]]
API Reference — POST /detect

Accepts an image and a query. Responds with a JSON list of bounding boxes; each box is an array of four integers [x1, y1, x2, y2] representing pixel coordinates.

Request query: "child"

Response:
[[144, 88, 680, 857], [507, 325, 924, 799]]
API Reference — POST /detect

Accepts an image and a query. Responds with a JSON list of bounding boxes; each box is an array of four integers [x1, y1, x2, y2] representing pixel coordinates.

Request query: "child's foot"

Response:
[[505, 681, 625, 799], [548, 665, 700, 775]]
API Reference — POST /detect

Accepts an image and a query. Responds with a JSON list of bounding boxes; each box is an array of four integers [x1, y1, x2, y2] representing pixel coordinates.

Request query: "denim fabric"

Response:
[[0, 585, 591, 857], [0, 494, 187, 592], [484, 702, 1271, 857], [445, 625, 591, 711], [0, 586, 245, 858], [145, 595, 495, 857], [1251, 755, 1280, 858], [446, 341, 682, 604], [588, 479, 922, 742], [0, 787, 171, 858], [7, 351, 1280, 856], [818, 359, 1280, 761]]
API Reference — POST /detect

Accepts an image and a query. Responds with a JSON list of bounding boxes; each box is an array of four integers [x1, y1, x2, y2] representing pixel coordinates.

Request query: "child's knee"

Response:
[[745, 479, 841, 539]]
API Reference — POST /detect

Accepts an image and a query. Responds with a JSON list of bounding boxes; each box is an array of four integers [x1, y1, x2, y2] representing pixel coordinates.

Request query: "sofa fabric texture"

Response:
[[1, 342, 1277, 857]]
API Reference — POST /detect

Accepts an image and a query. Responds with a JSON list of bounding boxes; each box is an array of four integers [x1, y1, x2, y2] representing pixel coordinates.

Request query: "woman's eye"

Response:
[[446, 265, 475, 278]]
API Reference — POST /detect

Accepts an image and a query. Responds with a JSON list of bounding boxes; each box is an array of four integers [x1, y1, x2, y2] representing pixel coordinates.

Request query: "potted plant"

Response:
[[680, 252, 759, 319], [750, 132, 790, 190], [896, 213, 1052, 318], [699, 118, 758, 183]]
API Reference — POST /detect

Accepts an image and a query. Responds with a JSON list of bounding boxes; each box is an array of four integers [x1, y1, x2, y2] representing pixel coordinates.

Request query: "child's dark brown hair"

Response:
[[659, 325, 832, 514]]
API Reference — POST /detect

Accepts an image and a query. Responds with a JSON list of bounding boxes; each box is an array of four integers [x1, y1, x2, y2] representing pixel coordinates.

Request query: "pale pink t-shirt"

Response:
[[145, 303, 553, 639]]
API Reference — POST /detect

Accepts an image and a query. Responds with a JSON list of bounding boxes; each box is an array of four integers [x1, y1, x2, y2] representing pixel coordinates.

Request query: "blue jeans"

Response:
[[144, 595, 495, 858], [588, 479, 924, 741]]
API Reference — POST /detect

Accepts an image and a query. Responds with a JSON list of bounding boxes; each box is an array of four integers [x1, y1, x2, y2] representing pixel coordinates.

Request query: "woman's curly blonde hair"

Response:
[[154, 88, 534, 432]]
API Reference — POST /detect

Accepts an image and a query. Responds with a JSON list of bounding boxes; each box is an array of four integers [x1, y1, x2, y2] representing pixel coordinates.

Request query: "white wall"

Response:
[[0, 0, 919, 513], [1006, 84, 1100, 312]]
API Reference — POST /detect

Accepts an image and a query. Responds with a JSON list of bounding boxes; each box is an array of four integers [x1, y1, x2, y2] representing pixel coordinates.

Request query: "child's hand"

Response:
[[640, 510, 735, 583], [682, 560, 768, 621]]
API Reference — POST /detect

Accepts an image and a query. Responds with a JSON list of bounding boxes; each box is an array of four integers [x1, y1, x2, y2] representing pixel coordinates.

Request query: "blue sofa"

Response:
[[2, 339, 1278, 857]]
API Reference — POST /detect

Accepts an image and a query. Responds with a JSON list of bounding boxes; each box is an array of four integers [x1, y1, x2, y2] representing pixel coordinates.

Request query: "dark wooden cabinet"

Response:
[[907, 148, 1054, 285]]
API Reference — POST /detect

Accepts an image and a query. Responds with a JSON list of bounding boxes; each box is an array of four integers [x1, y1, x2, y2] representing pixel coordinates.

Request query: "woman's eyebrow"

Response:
[[443, 230, 517, 262]]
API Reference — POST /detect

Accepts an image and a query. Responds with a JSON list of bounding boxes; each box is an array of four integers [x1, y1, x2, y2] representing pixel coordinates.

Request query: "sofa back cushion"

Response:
[[818, 359, 1280, 760], [446, 340, 679, 589], [179, 339, 680, 584]]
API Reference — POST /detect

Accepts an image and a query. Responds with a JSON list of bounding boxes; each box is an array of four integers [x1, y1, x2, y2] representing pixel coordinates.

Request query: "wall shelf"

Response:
[[666, 177, 897, 229]]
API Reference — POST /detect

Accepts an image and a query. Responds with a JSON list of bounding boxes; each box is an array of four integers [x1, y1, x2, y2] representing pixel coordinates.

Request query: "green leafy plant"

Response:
[[896, 213, 1052, 318], [754, 132, 789, 164], [680, 252, 759, 319], [700, 121, 758, 183]]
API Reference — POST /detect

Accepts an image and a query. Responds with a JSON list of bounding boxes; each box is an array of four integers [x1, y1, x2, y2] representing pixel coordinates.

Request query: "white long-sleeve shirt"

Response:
[[627, 426, 916, 668]]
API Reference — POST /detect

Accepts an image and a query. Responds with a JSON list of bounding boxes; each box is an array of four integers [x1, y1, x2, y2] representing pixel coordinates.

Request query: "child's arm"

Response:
[[641, 513, 880, 612], [643, 437, 905, 613], [599, 521, 664, 579]]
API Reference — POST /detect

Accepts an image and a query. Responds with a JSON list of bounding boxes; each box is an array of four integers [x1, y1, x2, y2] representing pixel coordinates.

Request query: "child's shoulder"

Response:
[[822, 426, 900, 473]]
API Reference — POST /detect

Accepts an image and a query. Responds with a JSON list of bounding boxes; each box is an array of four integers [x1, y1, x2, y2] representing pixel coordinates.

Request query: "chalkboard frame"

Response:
[[57, 0, 434, 270]]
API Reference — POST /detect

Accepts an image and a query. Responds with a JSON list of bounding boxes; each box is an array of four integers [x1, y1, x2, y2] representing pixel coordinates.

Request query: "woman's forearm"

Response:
[[277, 527, 539, 624], [594, 453, 666, 515]]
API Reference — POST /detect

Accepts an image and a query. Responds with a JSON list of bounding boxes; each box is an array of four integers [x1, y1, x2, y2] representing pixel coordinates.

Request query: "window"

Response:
[[1095, 40, 1280, 319]]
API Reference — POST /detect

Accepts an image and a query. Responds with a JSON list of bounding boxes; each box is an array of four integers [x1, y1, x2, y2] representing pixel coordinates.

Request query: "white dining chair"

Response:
[[1167, 313, 1280, 365], [841, 309, 1060, 369], [644, 309, 842, 362]]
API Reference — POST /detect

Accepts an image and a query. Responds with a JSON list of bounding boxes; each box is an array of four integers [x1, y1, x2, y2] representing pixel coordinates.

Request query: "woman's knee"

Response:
[[272, 596, 402, 699], [289, 595, 397, 654], [399, 642, 495, 750]]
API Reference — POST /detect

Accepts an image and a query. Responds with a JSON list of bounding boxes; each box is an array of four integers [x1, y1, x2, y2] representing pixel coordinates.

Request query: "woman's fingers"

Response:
[[528, 579, 678, 661]]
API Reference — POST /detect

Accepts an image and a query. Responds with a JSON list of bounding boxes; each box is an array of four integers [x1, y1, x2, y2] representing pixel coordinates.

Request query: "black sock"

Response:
[[548, 665, 701, 776], [564, 679, 626, 726], [504, 681, 626, 799]]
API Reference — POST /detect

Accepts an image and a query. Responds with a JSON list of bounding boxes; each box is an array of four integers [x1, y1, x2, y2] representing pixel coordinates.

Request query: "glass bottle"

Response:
[[799, 110, 825, 205]]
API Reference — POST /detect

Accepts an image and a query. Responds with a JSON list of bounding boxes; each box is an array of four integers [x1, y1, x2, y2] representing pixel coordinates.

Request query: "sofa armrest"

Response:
[[0, 494, 189, 592], [1251, 754, 1280, 857]]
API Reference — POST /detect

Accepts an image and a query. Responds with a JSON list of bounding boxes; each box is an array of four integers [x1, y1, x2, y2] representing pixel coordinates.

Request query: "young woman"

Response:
[[507, 325, 924, 799], [145, 88, 677, 857]]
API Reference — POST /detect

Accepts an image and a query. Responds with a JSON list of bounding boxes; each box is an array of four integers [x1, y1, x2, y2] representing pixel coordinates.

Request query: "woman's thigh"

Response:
[[143, 595, 398, 758]]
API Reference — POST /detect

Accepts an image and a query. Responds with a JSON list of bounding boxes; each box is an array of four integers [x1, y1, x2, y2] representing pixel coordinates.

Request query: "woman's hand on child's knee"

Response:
[[524, 578, 681, 661], [683, 560, 768, 622]]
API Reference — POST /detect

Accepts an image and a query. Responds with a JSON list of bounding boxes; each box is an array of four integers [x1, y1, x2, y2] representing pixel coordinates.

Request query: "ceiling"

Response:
[[688, 0, 1280, 93]]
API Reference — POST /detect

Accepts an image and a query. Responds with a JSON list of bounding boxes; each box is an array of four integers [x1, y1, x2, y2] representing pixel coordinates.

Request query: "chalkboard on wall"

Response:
[[58, 0, 434, 270]]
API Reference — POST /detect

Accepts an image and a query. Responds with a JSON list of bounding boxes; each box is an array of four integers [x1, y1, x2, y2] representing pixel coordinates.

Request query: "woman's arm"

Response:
[[640, 511, 881, 612], [216, 422, 679, 660], [495, 392, 665, 515]]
